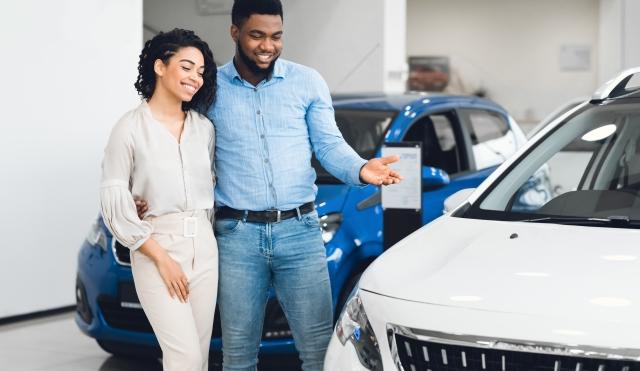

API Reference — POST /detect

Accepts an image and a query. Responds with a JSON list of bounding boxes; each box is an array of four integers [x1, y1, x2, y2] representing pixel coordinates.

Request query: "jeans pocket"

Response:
[[301, 211, 320, 229], [214, 218, 242, 235]]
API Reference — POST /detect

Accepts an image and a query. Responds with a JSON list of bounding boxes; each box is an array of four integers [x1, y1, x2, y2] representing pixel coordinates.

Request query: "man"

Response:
[[213, 1, 399, 370], [208, 1, 401, 370]]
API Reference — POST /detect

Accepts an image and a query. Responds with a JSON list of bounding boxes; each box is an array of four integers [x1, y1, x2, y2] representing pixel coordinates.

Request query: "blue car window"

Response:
[[403, 113, 466, 175], [463, 109, 509, 144], [313, 109, 395, 183]]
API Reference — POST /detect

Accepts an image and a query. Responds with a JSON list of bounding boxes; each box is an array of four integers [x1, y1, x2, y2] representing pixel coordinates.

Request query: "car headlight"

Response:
[[86, 220, 107, 251], [335, 288, 382, 370], [320, 213, 343, 243]]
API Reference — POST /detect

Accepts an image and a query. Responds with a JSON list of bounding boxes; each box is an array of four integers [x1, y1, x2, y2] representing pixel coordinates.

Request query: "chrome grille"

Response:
[[388, 325, 640, 371]]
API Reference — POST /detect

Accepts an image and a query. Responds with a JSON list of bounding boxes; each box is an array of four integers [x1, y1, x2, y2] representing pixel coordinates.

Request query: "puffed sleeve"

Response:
[[99, 116, 152, 250]]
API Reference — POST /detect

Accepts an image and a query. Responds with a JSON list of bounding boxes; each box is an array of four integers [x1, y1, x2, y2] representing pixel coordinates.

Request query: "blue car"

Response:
[[75, 93, 525, 359]]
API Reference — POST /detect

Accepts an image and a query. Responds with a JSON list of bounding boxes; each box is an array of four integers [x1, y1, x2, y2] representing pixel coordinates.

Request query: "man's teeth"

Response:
[[257, 54, 272, 62]]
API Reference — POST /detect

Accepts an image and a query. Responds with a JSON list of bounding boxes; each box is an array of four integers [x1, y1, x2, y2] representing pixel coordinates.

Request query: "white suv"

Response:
[[324, 68, 640, 371]]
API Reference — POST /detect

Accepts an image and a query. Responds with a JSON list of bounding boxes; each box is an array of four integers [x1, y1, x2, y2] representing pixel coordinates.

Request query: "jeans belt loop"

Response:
[[295, 206, 302, 220], [276, 209, 282, 223], [183, 217, 198, 237], [242, 210, 248, 223]]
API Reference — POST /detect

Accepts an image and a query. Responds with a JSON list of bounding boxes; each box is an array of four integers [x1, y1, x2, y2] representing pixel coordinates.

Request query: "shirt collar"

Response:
[[224, 58, 286, 84]]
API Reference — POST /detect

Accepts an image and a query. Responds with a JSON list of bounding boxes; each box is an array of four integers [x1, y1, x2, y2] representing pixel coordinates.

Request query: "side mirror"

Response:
[[443, 188, 476, 213], [422, 166, 450, 190]]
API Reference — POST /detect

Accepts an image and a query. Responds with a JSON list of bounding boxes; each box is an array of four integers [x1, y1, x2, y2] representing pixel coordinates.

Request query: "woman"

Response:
[[100, 29, 217, 371]]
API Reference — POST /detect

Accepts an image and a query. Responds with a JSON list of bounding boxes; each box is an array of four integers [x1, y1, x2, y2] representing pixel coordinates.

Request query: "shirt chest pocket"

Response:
[[263, 99, 308, 137], [213, 107, 255, 142], [265, 114, 308, 138]]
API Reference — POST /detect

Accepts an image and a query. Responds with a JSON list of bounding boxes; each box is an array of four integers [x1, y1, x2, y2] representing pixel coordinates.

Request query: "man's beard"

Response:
[[237, 42, 278, 76]]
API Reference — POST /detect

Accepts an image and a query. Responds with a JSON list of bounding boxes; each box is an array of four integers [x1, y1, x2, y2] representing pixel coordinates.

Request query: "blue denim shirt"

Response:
[[208, 59, 366, 211]]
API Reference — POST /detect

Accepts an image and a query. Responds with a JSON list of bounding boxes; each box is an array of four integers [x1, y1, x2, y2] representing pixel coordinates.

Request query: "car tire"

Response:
[[96, 340, 161, 359], [334, 272, 363, 322]]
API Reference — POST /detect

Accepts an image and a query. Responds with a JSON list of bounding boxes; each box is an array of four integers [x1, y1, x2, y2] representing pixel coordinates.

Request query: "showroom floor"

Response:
[[0, 312, 300, 371]]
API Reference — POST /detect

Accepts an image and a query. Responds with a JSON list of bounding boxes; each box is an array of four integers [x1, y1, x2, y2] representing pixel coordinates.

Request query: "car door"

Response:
[[402, 110, 473, 223]]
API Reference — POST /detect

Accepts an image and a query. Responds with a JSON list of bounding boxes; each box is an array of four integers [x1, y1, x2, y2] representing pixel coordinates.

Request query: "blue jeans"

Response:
[[214, 210, 333, 371]]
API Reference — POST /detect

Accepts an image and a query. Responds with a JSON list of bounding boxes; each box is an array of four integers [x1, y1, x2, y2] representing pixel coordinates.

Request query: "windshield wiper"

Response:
[[522, 215, 640, 228]]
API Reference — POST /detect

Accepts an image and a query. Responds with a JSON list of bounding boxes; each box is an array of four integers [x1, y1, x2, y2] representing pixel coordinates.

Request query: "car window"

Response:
[[313, 109, 396, 183], [432, 115, 456, 151], [468, 101, 640, 223], [403, 112, 467, 175], [464, 110, 509, 143], [460, 109, 517, 169]]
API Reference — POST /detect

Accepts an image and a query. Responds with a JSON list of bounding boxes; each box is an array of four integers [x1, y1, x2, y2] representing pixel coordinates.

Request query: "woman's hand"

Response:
[[154, 252, 189, 303], [138, 239, 189, 303]]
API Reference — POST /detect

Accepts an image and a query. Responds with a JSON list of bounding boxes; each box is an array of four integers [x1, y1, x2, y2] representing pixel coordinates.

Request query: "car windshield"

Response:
[[313, 109, 395, 183], [465, 100, 640, 227]]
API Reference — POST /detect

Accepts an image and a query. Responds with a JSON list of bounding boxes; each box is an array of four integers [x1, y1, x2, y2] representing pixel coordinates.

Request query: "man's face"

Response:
[[231, 14, 283, 75]]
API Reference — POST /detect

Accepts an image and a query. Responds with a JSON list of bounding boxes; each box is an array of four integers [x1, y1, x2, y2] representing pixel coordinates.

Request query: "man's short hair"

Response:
[[231, 0, 283, 27]]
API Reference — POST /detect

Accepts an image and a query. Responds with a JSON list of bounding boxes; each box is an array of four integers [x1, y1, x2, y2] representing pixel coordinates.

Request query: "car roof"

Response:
[[592, 67, 640, 102], [332, 92, 504, 112]]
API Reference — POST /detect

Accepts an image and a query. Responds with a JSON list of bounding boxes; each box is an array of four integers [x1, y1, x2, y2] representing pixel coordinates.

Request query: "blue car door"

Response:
[[401, 109, 493, 224]]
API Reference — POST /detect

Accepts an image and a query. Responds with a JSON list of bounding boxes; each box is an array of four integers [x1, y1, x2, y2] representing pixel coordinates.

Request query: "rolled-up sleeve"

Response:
[[100, 118, 152, 250], [305, 70, 367, 186]]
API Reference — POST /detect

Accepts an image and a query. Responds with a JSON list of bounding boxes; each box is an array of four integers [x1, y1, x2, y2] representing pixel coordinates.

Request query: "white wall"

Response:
[[598, 0, 623, 84], [598, 0, 640, 84], [0, 0, 142, 318], [144, 0, 406, 93], [383, 0, 408, 92], [407, 0, 599, 123], [623, 0, 640, 69], [144, 0, 234, 65]]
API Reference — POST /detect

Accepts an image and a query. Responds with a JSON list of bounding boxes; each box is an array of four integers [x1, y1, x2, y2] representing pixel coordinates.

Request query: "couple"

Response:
[[100, 1, 400, 370]]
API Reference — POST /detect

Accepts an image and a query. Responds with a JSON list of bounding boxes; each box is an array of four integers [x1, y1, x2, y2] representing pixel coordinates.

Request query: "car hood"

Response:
[[360, 216, 640, 323]]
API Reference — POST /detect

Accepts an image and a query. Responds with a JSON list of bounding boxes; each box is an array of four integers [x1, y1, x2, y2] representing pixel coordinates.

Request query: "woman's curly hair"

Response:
[[135, 28, 216, 114]]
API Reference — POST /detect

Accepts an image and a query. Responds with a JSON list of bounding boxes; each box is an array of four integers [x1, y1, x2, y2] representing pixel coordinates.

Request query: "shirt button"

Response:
[[260, 134, 265, 138], [253, 88, 258, 92], [257, 110, 261, 115], [264, 158, 269, 163]]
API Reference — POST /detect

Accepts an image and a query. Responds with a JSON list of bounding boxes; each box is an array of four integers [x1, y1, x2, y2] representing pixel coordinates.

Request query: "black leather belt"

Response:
[[215, 202, 315, 223]]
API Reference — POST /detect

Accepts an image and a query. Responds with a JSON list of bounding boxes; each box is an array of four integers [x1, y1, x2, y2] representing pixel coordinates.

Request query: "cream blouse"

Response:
[[100, 101, 215, 250]]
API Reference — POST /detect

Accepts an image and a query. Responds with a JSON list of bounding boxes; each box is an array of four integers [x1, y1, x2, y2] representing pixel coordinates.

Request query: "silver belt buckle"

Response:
[[183, 217, 198, 237], [266, 209, 281, 223]]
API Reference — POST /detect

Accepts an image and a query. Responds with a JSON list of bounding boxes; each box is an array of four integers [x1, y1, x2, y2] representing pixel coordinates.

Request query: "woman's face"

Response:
[[155, 46, 205, 102]]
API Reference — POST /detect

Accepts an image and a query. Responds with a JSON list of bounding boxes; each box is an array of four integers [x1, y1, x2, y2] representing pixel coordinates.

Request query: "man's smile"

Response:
[[256, 52, 275, 64]]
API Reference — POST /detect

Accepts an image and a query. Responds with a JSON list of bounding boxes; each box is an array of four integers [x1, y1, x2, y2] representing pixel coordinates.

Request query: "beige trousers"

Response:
[[131, 210, 218, 371]]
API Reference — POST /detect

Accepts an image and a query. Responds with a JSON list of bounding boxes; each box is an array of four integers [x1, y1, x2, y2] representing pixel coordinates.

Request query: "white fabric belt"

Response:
[[146, 210, 209, 237]]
